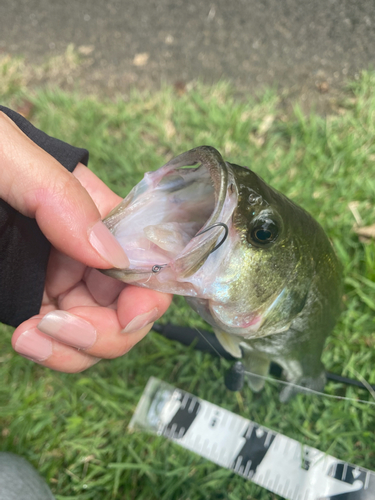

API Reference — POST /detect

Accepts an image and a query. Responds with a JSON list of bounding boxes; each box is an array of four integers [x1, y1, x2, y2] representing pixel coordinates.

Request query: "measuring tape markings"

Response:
[[130, 378, 375, 500]]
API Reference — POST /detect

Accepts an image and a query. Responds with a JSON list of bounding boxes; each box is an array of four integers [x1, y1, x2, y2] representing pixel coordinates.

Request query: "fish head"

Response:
[[102, 146, 322, 340]]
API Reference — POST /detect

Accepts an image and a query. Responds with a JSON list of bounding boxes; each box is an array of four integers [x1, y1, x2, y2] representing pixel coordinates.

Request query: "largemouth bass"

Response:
[[102, 146, 342, 401]]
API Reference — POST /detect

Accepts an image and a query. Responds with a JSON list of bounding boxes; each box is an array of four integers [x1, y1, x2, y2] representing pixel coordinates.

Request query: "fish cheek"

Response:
[[242, 249, 284, 304], [234, 237, 312, 334], [248, 259, 272, 300]]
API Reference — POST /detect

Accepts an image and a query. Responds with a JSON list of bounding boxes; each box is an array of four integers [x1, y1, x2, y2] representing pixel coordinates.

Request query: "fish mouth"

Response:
[[102, 146, 238, 295]]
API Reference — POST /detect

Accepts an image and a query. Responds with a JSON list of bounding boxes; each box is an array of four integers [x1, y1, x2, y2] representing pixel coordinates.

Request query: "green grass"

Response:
[[1, 55, 375, 499]]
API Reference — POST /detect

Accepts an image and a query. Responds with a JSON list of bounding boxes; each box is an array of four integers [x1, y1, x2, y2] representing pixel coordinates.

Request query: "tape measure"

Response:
[[129, 377, 375, 500]]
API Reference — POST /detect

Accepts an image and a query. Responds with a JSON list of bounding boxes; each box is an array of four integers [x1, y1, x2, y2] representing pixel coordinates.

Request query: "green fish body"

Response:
[[102, 146, 342, 401]]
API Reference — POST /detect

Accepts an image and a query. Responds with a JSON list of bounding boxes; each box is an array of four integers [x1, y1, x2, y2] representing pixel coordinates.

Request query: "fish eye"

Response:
[[248, 218, 279, 247]]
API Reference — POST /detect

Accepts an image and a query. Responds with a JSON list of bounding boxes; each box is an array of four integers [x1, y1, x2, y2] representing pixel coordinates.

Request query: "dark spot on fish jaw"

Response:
[[253, 281, 266, 298]]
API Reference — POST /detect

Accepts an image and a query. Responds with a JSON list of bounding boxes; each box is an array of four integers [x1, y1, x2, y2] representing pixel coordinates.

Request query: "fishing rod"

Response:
[[151, 322, 375, 393]]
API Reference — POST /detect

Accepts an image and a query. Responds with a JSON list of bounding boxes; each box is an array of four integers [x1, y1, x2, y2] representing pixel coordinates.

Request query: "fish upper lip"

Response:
[[158, 145, 229, 227]]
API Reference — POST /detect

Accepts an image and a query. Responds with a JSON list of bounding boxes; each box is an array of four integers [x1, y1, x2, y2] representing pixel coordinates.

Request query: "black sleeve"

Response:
[[0, 105, 89, 327]]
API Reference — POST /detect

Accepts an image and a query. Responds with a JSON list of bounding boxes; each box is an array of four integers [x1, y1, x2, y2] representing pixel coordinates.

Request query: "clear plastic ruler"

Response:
[[129, 377, 375, 500]]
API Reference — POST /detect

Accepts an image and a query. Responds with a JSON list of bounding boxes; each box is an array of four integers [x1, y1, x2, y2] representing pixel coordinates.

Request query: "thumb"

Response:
[[0, 111, 128, 269]]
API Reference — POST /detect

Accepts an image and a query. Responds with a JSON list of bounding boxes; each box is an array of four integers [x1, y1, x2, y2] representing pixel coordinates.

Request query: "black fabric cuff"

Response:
[[0, 105, 89, 327]]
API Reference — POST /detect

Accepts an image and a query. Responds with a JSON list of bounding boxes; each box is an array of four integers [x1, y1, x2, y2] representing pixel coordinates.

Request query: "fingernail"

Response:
[[14, 328, 53, 362], [89, 220, 129, 269], [122, 308, 159, 334], [37, 311, 97, 349]]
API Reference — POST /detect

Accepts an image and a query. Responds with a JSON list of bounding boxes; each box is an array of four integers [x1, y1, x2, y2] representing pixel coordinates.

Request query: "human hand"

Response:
[[0, 111, 172, 372]]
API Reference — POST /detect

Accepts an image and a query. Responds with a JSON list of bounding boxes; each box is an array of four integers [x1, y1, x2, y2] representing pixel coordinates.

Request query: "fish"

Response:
[[102, 146, 342, 401]]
